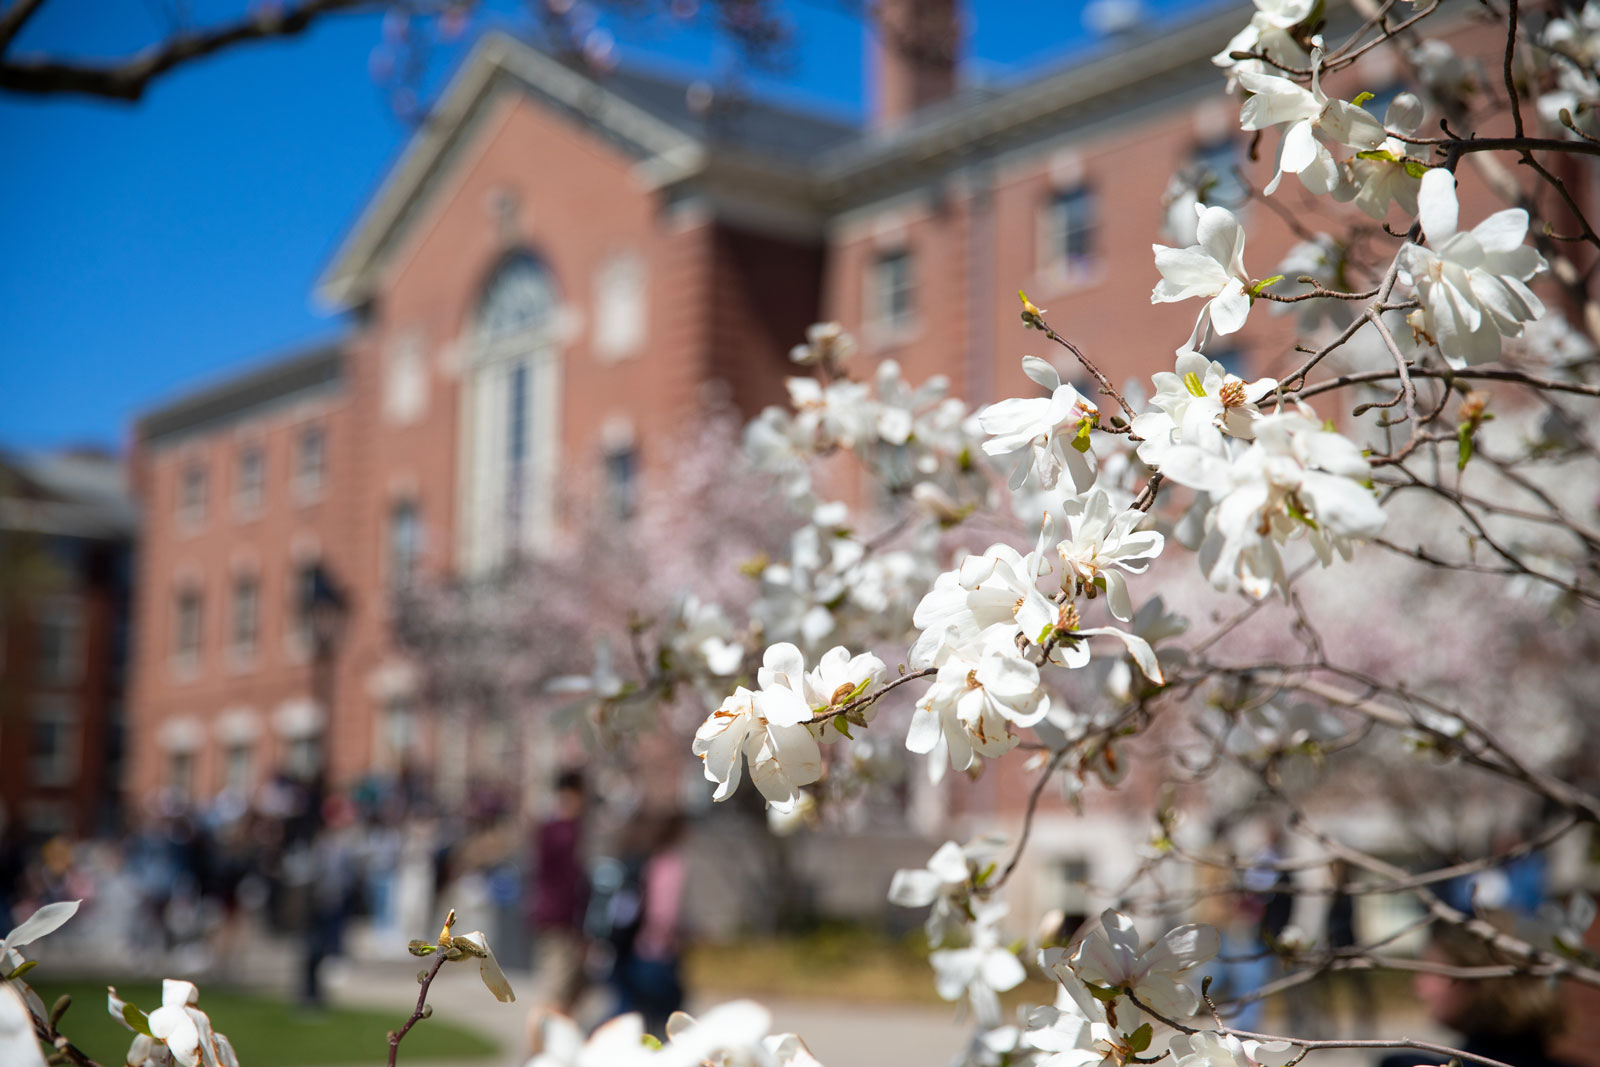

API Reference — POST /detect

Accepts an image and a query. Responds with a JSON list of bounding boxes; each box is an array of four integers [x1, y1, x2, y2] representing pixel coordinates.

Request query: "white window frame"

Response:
[[178, 461, 208, 528], [33, 597, 84, 687], [293, 423, 327, 503], [867, 247, 916, 339], [234, 443, 265, 518], [172, 586, 204, 679], [30, 696, 79, 788]]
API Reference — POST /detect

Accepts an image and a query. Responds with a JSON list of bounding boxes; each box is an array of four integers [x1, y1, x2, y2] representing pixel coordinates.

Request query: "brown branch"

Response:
[[0, 0, 48, 54], [388, 949, 449, 1067], [1120, 989, 1519, 1067], [1294, 366, 1600, 400], [0, 0, 380, 101]]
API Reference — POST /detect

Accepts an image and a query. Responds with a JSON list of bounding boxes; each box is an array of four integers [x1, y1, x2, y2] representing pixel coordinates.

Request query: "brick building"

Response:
[[125, 2, 1510, 810], [0, 450, 134, 839]]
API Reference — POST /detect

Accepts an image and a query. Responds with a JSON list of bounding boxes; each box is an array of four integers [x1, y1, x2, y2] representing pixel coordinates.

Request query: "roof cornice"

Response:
[[315, 32, 705, 311]]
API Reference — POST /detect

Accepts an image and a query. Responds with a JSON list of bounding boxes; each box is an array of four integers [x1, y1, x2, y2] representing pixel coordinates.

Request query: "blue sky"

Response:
[[0, 0, 1217, 453]]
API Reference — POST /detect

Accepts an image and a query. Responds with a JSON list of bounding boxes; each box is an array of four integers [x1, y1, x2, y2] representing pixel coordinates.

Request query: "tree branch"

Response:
[[0, 0, 380, 101]]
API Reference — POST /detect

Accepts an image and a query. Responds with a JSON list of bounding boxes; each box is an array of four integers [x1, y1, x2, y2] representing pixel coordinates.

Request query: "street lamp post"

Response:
[[302, 563, 349, 804]]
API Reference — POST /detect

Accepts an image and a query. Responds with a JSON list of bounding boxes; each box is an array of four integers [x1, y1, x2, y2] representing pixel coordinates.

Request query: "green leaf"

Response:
[[1404, 159, 1431, 179], [122, 1002, 153, 1037], [6, 960, 37, 981], [1183, 371, 1207, 398], [833, 717, 854, 740], [1458, 423, 1475, 471], [641, 1034, 663, 1051], [1087, 983, 1120, 1002], [1127, 1023, 1154, 1054], [1249, 274, 1284, 296], [1356, 148, 1398, 162], [1037, 623, 1056, 645], [974, 862, 997, 887], [1351, 90, 1375, 107]]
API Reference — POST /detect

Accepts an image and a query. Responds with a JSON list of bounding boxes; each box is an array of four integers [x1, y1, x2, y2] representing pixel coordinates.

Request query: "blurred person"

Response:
[[1210, 892, 1273, 1033], [523, 771, 593, 1055], [1376, 921, 1577, 1067], [299, 795, 364, 1010], [528, 770, 591, 1012], [1321, 859, 1374, 1035], [618, 812, 689, 1037]]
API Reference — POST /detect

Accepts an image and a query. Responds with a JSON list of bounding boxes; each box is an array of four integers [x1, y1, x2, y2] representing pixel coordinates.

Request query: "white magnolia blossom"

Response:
[[670, 595, 746, 677], [1, 983, 45, 1067], [789, 320, 856, 369], [907, 642, 1049, 776], [980, 356, 1099, 492], [803, 645, 887, 718], [1054, 489, 1164, 621], [1171, 1032, 1300, 1067], [1398, 168, 1548, 366], [1410, 38, 1476, 104], [1539, 5, 1600, 129], [887, 836, 1006, 947], [1151, 205, 1255, 355], [1030, 953, 1145, 1067], [146, 980, 240, 1067], [929, 902, 1027, 1027], [1212, 0, 1314, 92], [1333, 94, 1425, 221], [1228, 700, 1347, 756], [909, 544, 1056, 670], [456, 930, 515, 1003], [1069, 909, 1220, 1019], [1133, 351, 1279, 468], [1237, 56, 1387, 196], [1158, 412, 1386, 598], [529, 1012, 658, 1067], [2, 899, 80, 1027], [693, 645, 824, 812]]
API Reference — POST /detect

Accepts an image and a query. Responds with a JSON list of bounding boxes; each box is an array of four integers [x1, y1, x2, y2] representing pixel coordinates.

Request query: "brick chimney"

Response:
[[869, 0, 960, 130]]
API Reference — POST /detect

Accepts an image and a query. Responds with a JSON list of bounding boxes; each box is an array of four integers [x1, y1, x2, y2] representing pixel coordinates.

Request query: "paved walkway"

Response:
[[324, 958, 1449, 1067]]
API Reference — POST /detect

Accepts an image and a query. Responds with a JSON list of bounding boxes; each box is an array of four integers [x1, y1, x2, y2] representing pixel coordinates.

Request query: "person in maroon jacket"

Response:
[[528, 770, 590, 1015]]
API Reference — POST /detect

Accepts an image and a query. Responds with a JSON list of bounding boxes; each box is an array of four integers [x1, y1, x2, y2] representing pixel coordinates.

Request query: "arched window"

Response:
[[461, 251, 564, 573], [476, 253, 559, 347]]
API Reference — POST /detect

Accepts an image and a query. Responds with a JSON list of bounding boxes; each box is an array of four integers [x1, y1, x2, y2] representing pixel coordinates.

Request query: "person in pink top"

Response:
[[619, 812, 688, 1036]]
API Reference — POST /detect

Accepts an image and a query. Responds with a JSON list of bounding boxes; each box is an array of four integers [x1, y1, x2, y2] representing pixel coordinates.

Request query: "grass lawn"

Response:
[[685, 925, 1056, 1007], [28, 978, 499, 1067]]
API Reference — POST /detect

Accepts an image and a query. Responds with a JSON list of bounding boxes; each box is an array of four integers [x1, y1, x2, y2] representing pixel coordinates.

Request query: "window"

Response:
[[477, 253, 558, 343], [34, 599, 83, 686], [235, 445, 264, 513], [604, 447, 638, 521], [174, 588, 203, 664], [1193, 139, 1248, 209], [30, 698, 78, 787], [382, 696, 419, 767], [179, 462, 208, 524], [870, 249, 915, 333], [594, 252, 647, 360], [389, 500, 422, 588], [466, 252, 561, 572], [295, 425, 326, 496], [1208, 347, 1248, 378], [1043, 185, 1098, 274], [385, 332, 428, 426], [223, 743, 254, 796], [168, 751, 194, 800], [231, 574, 259, 658]]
